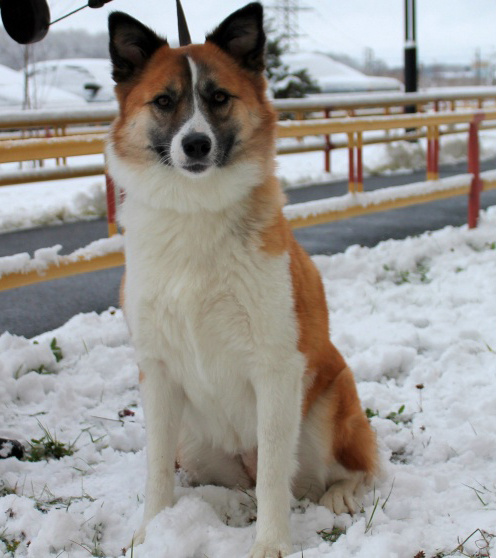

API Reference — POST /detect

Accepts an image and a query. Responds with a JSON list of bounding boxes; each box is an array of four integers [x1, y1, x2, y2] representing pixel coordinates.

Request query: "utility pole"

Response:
[[270, 0, 312, 52], [404, 0, 418, 113], [23, 45, 31, 110]]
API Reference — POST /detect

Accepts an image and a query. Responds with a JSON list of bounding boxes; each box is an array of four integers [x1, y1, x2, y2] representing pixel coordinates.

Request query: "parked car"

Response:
[[26, 58, 115, 103], [282, 52, 402, 94], [0, 63, 87, 110]]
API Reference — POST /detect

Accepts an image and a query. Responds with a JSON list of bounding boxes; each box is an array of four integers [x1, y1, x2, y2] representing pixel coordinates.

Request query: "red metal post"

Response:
[[348, 133, 355, 193], [356, 132, 363, 192], [433, 127, 440, 179], [324, 108, 332, 173], [426, 127, 433, 180], [105, 172, 118, 236], [468, 119, 482, 228]]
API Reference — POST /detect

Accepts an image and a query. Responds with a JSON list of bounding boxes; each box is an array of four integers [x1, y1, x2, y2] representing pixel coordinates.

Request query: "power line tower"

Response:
[[269, 0, 312, 52]]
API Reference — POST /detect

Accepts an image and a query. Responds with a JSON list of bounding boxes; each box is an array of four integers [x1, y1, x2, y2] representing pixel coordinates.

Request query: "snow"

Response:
[[281, 52, 402, 93], [0, 235, 124, 279], [0, 105, 117, 126], [1, 207, 496, 557], [283, 174, 473, 220], [0, 172, 107, 233]]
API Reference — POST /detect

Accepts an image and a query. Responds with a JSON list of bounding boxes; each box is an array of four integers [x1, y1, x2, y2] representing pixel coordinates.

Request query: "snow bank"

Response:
[[1, 208, 495, 557], [0, 173, 107, 233], [0, 235, 123, 279], [283, 174, 472, 221]]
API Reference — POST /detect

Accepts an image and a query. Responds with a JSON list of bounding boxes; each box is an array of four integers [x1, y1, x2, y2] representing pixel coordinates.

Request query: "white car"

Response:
[[26, 58, 115, 103], [0, 63, 86, 110], [281, 52, 402, 94]]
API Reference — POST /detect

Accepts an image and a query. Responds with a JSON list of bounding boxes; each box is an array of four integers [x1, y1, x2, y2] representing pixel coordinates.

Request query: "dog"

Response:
[[106, 4, 377, 557]]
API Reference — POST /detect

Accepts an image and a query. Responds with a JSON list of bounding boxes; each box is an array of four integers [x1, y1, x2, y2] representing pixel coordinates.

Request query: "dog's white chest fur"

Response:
[[121, 196, 303, 453]]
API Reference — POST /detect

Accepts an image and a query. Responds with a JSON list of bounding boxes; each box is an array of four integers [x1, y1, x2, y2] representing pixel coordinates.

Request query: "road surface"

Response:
[[1, 159, 495, 338]]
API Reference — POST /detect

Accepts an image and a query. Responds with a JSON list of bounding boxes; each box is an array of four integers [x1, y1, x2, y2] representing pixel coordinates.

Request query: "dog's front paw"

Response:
[[129, 523, 147, 549], [250, 541, 292, 558]]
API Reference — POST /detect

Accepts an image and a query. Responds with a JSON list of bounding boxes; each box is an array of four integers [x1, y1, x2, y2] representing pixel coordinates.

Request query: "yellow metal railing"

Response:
[[2, 89, 496, 187], [1, 106, 496, 291]]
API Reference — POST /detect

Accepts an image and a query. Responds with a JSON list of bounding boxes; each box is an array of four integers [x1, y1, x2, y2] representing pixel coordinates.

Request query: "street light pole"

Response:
[[404, 0, 418, 113]]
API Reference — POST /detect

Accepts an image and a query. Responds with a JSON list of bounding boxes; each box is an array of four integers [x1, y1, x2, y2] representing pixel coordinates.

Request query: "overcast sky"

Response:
[[50, 0, 496, 68]]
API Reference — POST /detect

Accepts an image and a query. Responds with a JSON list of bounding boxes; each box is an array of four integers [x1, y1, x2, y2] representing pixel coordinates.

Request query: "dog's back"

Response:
[[107, 4, 376, 556]]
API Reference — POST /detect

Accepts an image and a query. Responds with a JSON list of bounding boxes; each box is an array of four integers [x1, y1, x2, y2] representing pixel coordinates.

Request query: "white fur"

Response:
[[169, 57, 217, 175], [106, 143, 262, 214], [112, 135, 308, 555]]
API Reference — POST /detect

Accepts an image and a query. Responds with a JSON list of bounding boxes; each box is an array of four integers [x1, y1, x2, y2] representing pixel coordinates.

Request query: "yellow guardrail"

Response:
[[2, 88, 496, 186], [1, 104, 496, 292]]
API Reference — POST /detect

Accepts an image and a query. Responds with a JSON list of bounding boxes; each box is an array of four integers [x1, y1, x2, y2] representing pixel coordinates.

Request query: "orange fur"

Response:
[[257, 190, 376, 475]]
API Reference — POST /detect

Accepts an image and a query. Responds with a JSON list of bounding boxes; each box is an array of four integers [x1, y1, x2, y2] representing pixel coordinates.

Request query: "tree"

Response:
[[265, 35, 320, 98]]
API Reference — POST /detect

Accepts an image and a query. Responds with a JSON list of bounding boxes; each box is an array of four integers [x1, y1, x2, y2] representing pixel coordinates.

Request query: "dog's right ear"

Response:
[[108, 12, 167, 83]]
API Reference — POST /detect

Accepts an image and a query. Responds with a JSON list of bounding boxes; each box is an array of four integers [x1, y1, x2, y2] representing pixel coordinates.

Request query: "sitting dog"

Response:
[[106, 3, 377, 556]]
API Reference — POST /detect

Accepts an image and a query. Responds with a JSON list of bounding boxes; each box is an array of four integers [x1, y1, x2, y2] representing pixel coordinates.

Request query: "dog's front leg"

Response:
[[133, 359, 184, 545], [250, 362, 303, 558]]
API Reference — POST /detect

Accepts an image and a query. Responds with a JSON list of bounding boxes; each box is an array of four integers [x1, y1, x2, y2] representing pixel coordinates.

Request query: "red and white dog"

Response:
[[106, 4, 377, 557]]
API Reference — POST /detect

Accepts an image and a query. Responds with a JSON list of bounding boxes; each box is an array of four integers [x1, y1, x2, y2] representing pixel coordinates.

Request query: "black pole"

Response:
[[404, 0, 418, 115]]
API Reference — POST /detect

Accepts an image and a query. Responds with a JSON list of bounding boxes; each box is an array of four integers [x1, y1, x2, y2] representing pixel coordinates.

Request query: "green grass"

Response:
[[0, 532, 20, 555], [382, 262, 431, 285], [26, 421, 77, 462], [27, 338, 64, 376], [0, 481, 17, 498], [366, 404, 407, 425], [317, 526, 346, 543]]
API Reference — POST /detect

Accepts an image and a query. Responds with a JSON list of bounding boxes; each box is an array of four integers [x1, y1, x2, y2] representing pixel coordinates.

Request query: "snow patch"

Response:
[[1, 209, 496, 557]]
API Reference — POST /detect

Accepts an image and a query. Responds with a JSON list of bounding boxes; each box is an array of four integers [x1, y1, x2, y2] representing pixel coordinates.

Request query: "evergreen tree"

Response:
[[265, 36, 320, 98]]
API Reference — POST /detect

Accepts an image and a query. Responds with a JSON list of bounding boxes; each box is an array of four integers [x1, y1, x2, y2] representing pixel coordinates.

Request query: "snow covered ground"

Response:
[[1, 117, 496, 557], [1, 130, 496, 233], [1, 206, 495, 557]]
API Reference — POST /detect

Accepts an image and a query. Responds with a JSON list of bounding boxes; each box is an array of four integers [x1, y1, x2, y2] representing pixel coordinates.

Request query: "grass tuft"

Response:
[[365, 495, 380, 534], [0, 531, 20, 555], [366, 405, 408, 425], [0, 481, 18, 498], [317, 526, 346, 544], [50, 338, 63, 363], [26, 421, 77, 462]]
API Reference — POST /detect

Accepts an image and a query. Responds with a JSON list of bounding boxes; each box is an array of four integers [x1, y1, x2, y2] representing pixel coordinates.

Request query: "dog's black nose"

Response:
[[182, 133, 212, 159]]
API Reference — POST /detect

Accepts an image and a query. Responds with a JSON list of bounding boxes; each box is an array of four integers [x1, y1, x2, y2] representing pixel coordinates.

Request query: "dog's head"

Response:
[[107, 3, 276, 212]]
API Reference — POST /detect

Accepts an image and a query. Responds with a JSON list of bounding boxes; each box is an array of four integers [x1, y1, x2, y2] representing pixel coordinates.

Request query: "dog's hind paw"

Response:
[[250, 541, 292, 558], [319, 478, 360, 515]]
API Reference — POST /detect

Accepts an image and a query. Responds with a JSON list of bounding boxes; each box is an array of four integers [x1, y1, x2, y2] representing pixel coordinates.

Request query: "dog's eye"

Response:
[[212, 91, 229, 105], [153, 95, 173, 109]]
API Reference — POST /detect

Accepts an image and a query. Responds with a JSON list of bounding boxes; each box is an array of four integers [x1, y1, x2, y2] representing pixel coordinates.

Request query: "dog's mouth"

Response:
[[181, 162, 212, 175]]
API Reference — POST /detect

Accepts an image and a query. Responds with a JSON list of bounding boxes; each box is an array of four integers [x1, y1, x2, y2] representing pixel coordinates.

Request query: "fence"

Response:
[[1, 95, 496, 291], [2, 87, 496, 186]]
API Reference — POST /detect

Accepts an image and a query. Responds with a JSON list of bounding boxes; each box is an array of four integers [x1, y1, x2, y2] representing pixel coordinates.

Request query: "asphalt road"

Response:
[[1, 159, 495, 338]]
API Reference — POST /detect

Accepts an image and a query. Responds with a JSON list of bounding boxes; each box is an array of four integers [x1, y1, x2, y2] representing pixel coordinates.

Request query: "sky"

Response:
[[48, 0, 496, 68]]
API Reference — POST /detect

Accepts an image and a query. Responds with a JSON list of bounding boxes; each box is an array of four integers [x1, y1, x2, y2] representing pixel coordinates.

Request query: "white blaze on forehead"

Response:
[[169, 56, 216, 172], [185, 56, 214, 136]]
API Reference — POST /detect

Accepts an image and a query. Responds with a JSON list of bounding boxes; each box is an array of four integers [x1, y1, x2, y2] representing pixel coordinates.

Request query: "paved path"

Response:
[[1, 159, 495, 338]]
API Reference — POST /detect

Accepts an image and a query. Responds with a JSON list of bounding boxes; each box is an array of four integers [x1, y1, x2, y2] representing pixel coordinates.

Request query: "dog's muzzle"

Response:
[[182, 132, 212, 173]]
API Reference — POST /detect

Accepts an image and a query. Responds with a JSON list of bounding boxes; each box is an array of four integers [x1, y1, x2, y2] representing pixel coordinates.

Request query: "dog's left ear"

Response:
[[206, 2, 265, 72]]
